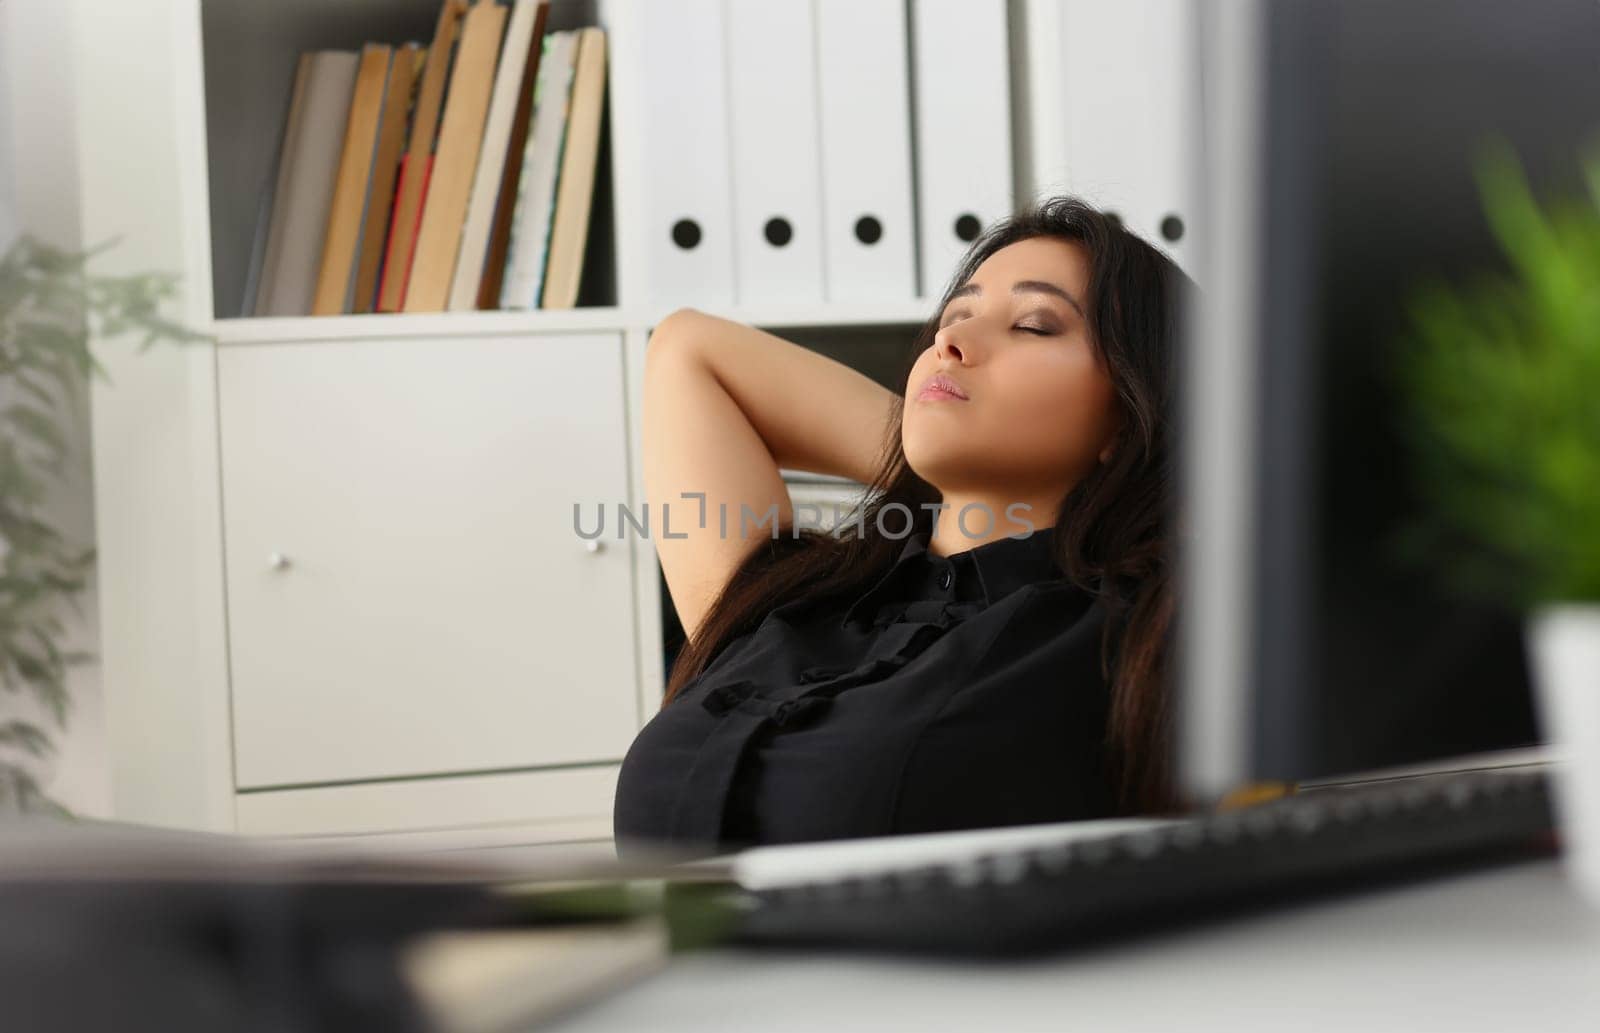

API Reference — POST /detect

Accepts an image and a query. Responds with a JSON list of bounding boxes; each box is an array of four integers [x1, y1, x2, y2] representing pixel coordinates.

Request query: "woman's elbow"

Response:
[[644, 307, 705, 370]]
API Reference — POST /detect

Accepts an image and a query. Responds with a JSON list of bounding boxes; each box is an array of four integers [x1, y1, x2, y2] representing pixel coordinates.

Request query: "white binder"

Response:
[[724, 0, 826, 308], [910, 0, 1014, 300], [1050, 0, 1200, 274], [814, 0, 918, 303], [632, 0, 736, 308]]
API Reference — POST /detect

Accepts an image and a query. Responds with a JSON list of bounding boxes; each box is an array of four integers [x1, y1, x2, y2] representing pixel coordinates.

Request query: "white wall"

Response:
[[0, 0, 111, 817], [0, 46, 15, 246]]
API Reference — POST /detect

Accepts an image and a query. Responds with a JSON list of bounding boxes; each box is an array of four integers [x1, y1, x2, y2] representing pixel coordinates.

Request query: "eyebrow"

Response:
[[942, 280, 1086, 321]]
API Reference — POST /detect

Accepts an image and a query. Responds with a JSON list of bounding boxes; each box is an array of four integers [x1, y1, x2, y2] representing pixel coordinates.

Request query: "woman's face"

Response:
[[902, 236, 1123, 502]]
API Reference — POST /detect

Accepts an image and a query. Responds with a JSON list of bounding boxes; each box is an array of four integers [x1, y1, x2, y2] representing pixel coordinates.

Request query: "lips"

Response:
[[917, 372, 970, 401]]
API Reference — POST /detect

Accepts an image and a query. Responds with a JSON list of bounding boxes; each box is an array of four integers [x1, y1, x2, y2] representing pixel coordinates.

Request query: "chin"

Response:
[[903, 440, 977, 489]]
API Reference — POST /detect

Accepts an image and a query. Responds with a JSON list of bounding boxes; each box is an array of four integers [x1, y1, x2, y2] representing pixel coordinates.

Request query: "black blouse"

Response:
[[612, 525, 1118, 859]]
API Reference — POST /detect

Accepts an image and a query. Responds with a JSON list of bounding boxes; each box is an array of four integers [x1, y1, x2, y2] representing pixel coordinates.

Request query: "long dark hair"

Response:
[[659, 196, 1196, 816]]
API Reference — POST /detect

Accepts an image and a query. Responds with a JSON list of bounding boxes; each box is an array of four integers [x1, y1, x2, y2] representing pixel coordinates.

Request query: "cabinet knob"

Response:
[[268, 552, 291, 570], [585, 539, 605, 554]]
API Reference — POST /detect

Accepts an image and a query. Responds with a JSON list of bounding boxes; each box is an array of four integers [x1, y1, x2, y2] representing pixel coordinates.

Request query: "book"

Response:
[[448, 0, 552, 312], [539, 26, 606, 310], [249, 53, 313, 316], [376, 0, 468, 313], [0, 821, 717, 1032], [401, 919, 670, 1033], [312, 44, 394, 316], [353, 42, 424, 314], [475, 2, 552, 310], [498, 30, 577, 310], [404, 0, 510, 313], [254, 51, 360, 317]]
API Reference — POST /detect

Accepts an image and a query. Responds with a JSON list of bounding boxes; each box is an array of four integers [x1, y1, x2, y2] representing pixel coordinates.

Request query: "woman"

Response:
[[613, 196, 1196, 859]]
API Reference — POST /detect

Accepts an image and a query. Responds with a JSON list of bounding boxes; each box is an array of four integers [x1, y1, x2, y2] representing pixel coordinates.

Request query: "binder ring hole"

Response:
[[1160, 214, 1185, 242], [671, 218, 703, 250], [954, 213, 982, 242], [854, 215, 884, 245], [764, 217, 794, 248]]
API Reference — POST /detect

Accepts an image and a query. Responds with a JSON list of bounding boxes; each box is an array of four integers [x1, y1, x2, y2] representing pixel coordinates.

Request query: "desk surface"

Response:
[[545, 857, 1600, 1033]]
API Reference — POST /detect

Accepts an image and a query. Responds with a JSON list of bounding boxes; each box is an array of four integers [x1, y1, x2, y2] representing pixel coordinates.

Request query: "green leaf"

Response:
[[0, 720, 55, 759], [5, 403, 70, 466], [1393, 133, 1600, 607], [0, 761, 72, 818], [1, 233, 205, 758]]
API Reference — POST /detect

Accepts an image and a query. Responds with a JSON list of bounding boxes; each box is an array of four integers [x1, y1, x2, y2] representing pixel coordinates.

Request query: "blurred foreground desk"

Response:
[[546, 858, 1600, 1033]]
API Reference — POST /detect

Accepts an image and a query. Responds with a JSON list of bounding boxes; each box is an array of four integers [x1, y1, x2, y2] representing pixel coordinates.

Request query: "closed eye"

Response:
[[937, 309, 1060, 335]]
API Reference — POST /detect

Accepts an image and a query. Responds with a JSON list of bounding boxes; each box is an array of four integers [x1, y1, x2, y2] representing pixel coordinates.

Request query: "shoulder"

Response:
[[971, 578, 1108, 667], [999, 575, 1103, 622]]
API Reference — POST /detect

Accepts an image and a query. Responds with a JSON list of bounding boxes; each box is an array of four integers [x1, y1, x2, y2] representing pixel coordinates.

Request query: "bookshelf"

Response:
[[68, 0, 1140, 847], [209, 298, 938, 346]]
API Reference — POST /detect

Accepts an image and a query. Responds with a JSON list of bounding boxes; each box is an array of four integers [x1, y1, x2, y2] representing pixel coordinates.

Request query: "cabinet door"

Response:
[[219, 334, 639, 788]]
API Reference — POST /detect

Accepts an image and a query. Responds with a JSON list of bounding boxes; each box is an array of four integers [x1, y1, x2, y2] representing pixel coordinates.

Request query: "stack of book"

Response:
[[249, 0, 605, 318]]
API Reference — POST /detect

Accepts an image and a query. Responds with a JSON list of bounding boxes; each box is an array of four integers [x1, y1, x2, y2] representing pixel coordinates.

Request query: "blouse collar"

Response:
[[839, 525, 1063, 629]]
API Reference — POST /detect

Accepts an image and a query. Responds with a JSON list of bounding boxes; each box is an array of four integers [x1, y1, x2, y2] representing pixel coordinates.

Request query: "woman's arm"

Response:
[[642, 307, 899, 643]]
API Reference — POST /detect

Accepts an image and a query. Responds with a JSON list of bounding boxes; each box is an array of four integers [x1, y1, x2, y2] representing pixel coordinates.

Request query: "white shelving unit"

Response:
[[210, 298, 938, 347], [68, 0, 1193, 850]]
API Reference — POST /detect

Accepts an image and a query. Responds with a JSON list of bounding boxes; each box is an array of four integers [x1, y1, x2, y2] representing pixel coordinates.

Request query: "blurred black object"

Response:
[[1213, 0, 1600, 784], [4, 879, 483, 1032], [0, 821, 539, 1033]]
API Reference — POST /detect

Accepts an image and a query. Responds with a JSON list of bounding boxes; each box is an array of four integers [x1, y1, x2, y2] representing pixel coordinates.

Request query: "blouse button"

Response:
[[700, 681, 755, 716], [771, 697, 830, 728], [938, 569, 953, 590]]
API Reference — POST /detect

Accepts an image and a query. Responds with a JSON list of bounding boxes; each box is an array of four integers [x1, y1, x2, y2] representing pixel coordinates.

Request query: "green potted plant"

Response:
[[1395, 137, 1600, 905], [0, 234, 205, 814]]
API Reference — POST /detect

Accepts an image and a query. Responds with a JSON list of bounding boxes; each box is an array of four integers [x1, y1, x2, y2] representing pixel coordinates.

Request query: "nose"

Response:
[[934, 324, 973, 365]]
